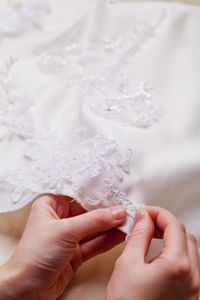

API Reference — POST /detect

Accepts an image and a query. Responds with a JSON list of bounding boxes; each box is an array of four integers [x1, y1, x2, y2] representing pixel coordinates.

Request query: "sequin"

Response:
[[37, 21, 163, 128]]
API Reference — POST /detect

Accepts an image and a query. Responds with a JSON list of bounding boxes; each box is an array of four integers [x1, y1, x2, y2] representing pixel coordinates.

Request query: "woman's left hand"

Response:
[[0, 194, 127, 300]]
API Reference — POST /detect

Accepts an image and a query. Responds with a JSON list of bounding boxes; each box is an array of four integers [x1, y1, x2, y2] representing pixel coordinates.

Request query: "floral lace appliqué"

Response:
[[0, 130, 135, 220], [38, 22, 153, 79], [0, 58, 34, 140], [0, 0, 50, 38], [37, 21, 163, 128], [86, 79, 162, 128]]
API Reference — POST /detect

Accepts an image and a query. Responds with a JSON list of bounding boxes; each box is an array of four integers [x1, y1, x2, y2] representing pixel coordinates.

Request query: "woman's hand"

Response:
[[0, 194, 127, 300], [106, 206, 200, 300]]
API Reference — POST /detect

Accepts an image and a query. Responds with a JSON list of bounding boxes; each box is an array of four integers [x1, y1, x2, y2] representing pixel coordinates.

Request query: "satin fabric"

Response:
[[0, 1, 200, 299]]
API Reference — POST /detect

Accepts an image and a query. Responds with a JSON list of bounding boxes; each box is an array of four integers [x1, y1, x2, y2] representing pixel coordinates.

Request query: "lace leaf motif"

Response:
[[37, 21, 163, 128], [0, 58, 34, 140], [0, 130, 135, 219]]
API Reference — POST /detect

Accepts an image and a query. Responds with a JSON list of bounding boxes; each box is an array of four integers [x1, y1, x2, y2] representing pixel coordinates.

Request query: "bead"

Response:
[[37, 21, 162, 128]]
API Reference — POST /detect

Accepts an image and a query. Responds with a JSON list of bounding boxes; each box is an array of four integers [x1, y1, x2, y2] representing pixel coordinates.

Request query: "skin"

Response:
[[0, 195, 199, 299], [106, 206, 200, 300], [0, 194, 127, 300]]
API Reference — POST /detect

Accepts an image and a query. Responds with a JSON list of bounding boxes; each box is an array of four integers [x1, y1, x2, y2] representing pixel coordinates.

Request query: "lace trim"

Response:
[[0, 58, 34, 140], [0, 8, 161, 232], [0, 129, 136, 220], [0, 0, 50, 38], [37, 21, 163, 128], [86, 79, 162, 128]]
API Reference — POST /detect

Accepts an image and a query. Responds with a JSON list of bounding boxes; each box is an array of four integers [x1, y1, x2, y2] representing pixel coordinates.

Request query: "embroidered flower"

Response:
[[0, 0, 50, 38], [0, 58, 34, 140], [0, 129, 133, 213], [37, 21, 163, 128]]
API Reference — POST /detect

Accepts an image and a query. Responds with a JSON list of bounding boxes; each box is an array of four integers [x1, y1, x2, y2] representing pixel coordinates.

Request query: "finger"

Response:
[[70, 200, 86, 217], [60, 206, 127, 242], [79, 219, 123, 243], [80, 229, 125, 261], [56, 195, 72, 218], [122, 208, 154, 263], [187, 233, 200, 290], [32, 194, 71, 219], [146, 206, 188, 258]]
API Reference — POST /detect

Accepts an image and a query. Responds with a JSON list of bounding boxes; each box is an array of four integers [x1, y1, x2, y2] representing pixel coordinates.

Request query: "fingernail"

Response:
[[136, 207, 148, 222], [112, 206, 126, 221]]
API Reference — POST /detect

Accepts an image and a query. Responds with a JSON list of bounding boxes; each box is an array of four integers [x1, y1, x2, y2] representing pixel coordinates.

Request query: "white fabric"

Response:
[[0, 0, 163, 235], [0, 1, 200, 299]]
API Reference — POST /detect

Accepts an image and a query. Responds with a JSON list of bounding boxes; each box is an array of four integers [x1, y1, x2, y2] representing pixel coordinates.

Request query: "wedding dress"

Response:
[[0, 1, 200, 299]]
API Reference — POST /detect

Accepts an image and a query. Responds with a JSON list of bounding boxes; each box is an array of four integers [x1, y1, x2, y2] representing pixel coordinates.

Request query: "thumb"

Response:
[[123, 208, 154, 263], [60, 206, 127, 242]]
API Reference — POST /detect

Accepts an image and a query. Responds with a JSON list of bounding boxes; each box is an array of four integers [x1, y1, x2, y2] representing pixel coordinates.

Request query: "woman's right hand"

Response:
[[106, 206, 200, 300]]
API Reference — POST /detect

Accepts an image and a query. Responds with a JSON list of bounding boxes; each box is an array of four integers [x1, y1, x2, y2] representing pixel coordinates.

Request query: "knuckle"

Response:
[[174, 258, 191, 278], [168, 257, 191, 279], [32, 195, 49, 209], [131, 227, 146, 239], [176, 221, 186, 233], [32, 198, 42, 209], [189, 280, 200, 297], [187, 232, 197, 244], [59, 221, 78, 242]]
